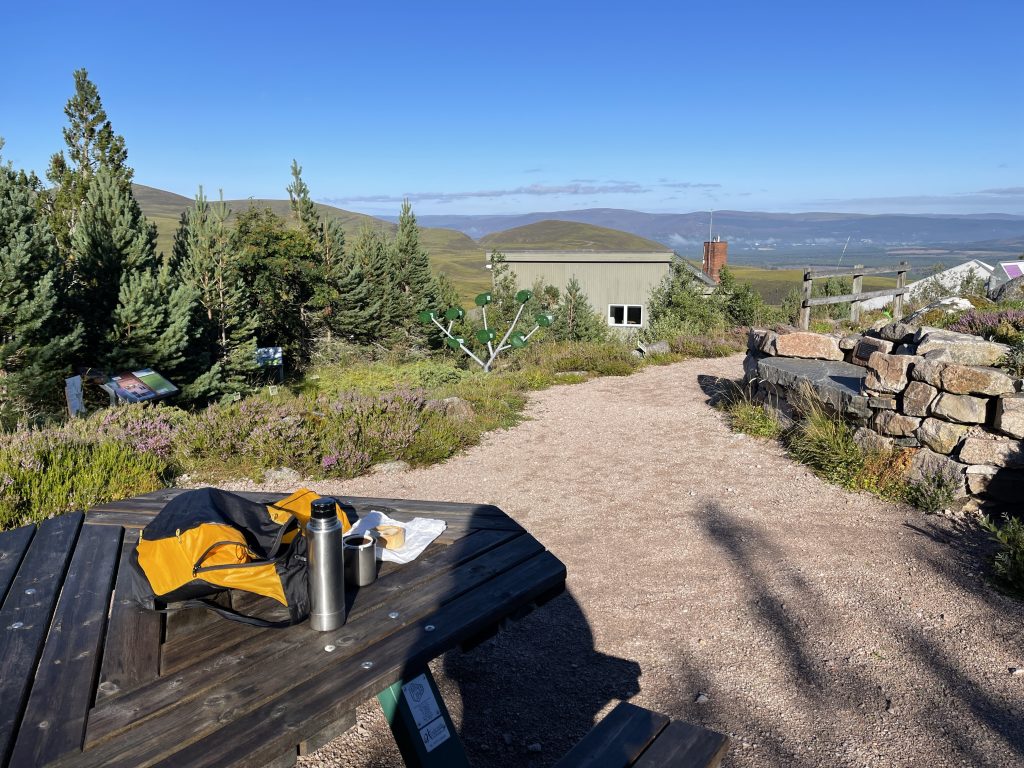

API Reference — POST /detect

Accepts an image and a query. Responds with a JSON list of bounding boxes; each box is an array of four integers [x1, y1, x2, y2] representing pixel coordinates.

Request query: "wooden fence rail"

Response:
[[799, 262, 909, 330]]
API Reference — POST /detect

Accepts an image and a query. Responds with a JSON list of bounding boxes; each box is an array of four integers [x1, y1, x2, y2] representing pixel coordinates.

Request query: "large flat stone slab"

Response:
[[756, 357, 870, 418]]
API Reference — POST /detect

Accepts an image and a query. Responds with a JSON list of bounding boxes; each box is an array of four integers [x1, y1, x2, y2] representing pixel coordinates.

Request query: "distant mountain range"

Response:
[[406, 208, 1024, 260]]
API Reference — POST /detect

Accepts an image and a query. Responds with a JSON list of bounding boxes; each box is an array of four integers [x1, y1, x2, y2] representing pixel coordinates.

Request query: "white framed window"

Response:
[[608, 304, 643, 327]]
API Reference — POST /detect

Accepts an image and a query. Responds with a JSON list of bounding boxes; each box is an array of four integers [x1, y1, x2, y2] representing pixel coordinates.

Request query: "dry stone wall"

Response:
[[744, 323, 1022, 508]]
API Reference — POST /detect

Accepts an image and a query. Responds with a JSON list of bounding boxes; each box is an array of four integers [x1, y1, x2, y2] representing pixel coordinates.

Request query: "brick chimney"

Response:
[[702, 239, 727, 283]]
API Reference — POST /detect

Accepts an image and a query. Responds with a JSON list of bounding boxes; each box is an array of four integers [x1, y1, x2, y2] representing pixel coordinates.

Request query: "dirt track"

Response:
[[257, 355, 1024, 767]]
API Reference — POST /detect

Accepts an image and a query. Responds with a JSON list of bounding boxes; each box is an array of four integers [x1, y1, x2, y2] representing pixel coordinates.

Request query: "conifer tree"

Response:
[[173, 189, 257, 398], [0, 145, 81, 415], [552, 276, 607, 342], [286, 162, 375, 342], [45, 69, 132, 261], [391, 199, 437, 338], [350, 225, 397, 340]]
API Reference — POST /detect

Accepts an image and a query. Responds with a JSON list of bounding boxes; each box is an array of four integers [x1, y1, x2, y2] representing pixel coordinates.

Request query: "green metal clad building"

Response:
[[491, 250, 714, 329]]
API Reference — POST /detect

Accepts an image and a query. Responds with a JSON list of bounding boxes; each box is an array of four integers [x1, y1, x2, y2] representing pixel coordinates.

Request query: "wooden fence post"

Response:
[[893, 263, 907, 321], [850, 265, 864, 325], [800, 270, 813, 330]]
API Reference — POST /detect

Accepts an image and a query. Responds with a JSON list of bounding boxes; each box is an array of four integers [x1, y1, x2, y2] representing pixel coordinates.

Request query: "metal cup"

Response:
[[344, 534, 378, 587]]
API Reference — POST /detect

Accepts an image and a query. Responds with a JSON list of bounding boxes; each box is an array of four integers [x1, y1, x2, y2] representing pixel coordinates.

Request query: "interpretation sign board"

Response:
[[64, 375, 86, 417], [106, 368, 179, 403], [256, 347, 284, 367]]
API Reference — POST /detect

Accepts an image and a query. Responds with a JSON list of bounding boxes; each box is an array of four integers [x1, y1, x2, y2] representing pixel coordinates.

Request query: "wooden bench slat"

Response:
[[633, 720, 730, 768], [9, 524, 122, 766], [553, 702, 669, 768], [140, 552, 567, 768], [84, 531, 544, 754], [0, 524, 35, 608], [95, 529, 163, 701], [0, 512, 83, 767]]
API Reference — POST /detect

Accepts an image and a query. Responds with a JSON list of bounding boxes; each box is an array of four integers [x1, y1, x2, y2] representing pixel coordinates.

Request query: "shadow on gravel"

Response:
[[443, 588, 642, 767], [669, 500, 1024, 767], [696, 374, 735, 406]]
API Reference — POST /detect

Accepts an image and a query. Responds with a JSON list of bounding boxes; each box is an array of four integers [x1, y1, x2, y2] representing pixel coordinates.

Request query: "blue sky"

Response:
[[2, 1, 1022, 216]]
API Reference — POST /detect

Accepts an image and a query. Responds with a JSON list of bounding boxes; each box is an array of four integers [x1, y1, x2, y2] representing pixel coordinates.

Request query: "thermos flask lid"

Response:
[[311, 498, 337, 520]]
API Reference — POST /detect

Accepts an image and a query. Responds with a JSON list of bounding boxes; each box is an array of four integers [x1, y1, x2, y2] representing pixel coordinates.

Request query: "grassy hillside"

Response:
[[727, 265, 895, 304], [481, 220, 669, 252]]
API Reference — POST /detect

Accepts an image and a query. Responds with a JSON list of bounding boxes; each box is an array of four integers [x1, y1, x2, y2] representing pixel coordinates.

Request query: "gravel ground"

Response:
[[223, 355, 1024, 767]]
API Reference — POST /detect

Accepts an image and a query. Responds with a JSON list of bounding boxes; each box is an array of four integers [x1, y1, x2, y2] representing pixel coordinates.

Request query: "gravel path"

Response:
[[231, 355, 1023, 767]]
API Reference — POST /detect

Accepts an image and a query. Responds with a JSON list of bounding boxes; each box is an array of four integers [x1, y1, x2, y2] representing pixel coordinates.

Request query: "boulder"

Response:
[[908, 448, 968, 497], [939, 364, 1015, 396], [914, 327, 1010, 366], [637, 341, 671, 357], [743, 353, 762, 381], [864, 352, 919, 394], [747, 329, 770, 353], [879, 322, 918, 343], [873, 410, 921, 437], [438, 396, 474, 420], [851, 337, 894, 368], [994, 275, 1024, 303], [854, 427, 895, 455], [931, 392, 989, 424], [767, 332, 844, 361], [909, 359, 946, 388], [994, 394, 1024, 439], [958, 436, 1024, 468], [916, 418, 970, 455], [839, 335, 860, 351], [371, 460, 412, 474], [902, 381, 938, 417], [905, 297, 975, 323]]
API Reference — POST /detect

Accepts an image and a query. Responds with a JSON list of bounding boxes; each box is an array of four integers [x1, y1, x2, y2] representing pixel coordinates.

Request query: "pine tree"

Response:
[[286, 162, 375, 342], [173, 188, 258, 399], [45, 69, 133, 261], [553, 276, 607, 342], [350, 225, 397, 340], [0, 146, 81, 416], [392, 199, 437, 339]]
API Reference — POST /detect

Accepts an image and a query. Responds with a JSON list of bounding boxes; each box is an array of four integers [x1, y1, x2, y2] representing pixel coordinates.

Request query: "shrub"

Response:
[[981, 514, 1024, 596], [949, 309, 1024, 344], [907, 464, 962, 513], [715, 381, 783, 439], [999, 340, 1024, 378]]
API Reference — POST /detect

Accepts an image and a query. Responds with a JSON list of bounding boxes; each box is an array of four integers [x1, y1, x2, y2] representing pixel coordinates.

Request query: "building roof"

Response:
[[678, 258, 718, 288]]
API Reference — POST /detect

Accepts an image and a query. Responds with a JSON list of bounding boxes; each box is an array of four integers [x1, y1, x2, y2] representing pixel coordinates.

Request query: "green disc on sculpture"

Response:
[[444, 307, 465, 321], [510, 332, 528, 349], [536, 312, 554, 327], [475, 328, 496, 344], [417, 310, 434, 324], [446, 336, 464, 350], [515, 289, 533, 303], [474, 292, 492, 307]]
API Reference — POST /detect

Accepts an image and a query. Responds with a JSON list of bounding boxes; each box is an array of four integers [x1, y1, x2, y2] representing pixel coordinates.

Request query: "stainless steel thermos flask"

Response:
[[307, 497, 345, 631]]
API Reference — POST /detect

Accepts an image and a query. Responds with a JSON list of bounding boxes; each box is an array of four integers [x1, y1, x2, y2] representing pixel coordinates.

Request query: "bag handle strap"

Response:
[[192, 516, 301, 575], [157, 599, 301, 628]]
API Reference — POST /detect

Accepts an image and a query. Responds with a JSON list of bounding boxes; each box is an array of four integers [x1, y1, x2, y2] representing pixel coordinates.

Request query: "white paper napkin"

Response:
[[346, 510, 446, 564]]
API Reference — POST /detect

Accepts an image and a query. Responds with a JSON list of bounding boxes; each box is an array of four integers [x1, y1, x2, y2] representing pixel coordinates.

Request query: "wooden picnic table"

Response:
[[0, 489, 566, 767]]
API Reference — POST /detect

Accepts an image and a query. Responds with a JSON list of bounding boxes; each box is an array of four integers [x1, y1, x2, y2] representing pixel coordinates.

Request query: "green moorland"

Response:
[[480, 219, 668, 252]]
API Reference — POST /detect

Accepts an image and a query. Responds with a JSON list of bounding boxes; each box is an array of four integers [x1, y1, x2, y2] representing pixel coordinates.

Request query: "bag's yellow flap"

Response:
[[269, 488, 351, 535]]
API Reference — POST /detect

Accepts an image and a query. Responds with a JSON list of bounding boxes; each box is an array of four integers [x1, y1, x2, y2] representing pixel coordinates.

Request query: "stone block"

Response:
[[879, 322, 918, 343], [914, 327, 1010, 366], [958, 436, 1024, 468], [893, 436, 921, 448], [908, 448, 968, 497], [839, 335, 860, 351], [748, 329, 770, 353], [851, 337, 894, 367], [768, 332, 844, 361], [743, 353, 762, 381], [873, 410, 921, 437], [854, 427, 895, 454], [910, 359, 945, 388], [965, 464, 1024, 501], [917, 418, 970, 455], [864, 352, 919, 394], [939, 364, 1015, 396], [902, 381, 938, 417], [931, 392, 989, 425], [994, 394, 1024, 439], [757, 330, 778, 355], [867, 395, 897, 410]]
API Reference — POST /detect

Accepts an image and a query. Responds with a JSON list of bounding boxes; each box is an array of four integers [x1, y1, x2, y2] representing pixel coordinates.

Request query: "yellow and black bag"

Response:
[[130, 487, 348, 627]]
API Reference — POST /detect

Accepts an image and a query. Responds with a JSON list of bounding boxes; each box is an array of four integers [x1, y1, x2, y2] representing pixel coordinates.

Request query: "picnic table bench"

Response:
[[0, 489, 567, 767]]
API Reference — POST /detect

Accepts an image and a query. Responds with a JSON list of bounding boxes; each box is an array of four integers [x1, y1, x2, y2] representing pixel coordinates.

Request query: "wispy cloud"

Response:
[[978, 186, 1024, 196], [659, 181, 722, 189], [323, 180, 650, 205]]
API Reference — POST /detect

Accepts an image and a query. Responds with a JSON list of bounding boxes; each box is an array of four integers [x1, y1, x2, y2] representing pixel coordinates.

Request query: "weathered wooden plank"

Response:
[[0, 524, 35, 608], [805, 262, 909, 279], [83, 509, 159, 529], [553, 702, 669, 768], [143, 552, 567, 768], [804, 286, 906, 307], [297, 709, 357, 756], [95, 529, 163, 701], [632, 720, 730, 768], [81, 534, 548, 762], [0, 512, 83, 767], [158, 529, 515, 676], [9, 524, 122, 767]]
